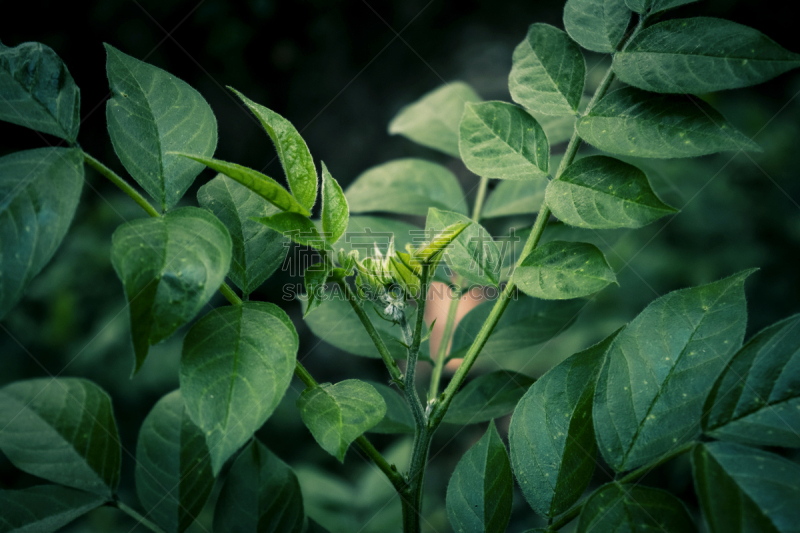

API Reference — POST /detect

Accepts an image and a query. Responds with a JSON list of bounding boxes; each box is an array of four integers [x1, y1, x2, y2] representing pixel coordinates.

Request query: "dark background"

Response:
[[2, 0, 800, 531]]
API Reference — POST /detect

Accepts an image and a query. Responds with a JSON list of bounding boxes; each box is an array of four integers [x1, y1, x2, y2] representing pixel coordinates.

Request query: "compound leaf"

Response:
[[444, 371, 535, 425], [482, 179, 548, 218], [0, 485, 106, 533], [577, 483, 697, 532], [625, 0, 699, 13], [564, 0, 632, 54], [321, 162, 348, 245]]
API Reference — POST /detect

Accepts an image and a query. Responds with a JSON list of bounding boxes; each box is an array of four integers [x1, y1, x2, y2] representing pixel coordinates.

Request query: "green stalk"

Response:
[[428, 286, 460, 400], [113, 500, 167, 533], [83, 153, 161, 218]]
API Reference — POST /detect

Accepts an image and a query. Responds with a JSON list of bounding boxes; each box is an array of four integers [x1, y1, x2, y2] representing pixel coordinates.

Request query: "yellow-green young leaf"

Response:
[[0, 378, 120, 498], [180, 302, 298, 475], [577, 88, 760, 158], [577, 483, 697, 533], [297, 380, 386, 462], [424, 209, 496, 286], [389, 81, 482, 157], [515, 241, 616, 300], [459, 101, 550, 181], [345, 158, 467, 216], [304, 257, 333, 317], [365, 381, 414, 435], [703, 314, 800, 448], [510, 332, 618, 518], [321, 162, 348, 245], [509, 24, 586, 116], [692, 442, 800, 533], [390, 252, 422, 295], [613, 18, 800, 94], [110, 207, 232, 373], [254, 212, 323, 247], [214, 440, 305, 533], [444, 371, 535, 425], [0, 147, 84, 320], [546, 155, 677, 229], [564, 0, 632, 54], [230, 87, 317, 212], [482, 179, 548, 218], [198, 174, 288, 296], [331, 216, 421, 258], [104, 45, 217, 211], [625, 0, 699, 13], [135, 390, 213, 533], [0, 42, 80, 142], [177, 154, 310, 215], [446, 421, 513, 533], [593, 270, 755, 472], [0, 485, 106, 532]]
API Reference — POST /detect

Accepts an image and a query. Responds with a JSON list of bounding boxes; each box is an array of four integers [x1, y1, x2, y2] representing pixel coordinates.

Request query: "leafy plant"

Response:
[[1, 1, 799, 532]]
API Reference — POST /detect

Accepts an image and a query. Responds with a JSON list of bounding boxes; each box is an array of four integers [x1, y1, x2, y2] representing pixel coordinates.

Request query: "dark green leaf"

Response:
[[255, 212, 322, 247], [509, 24, 586, 116], [613, 18, 800, 94], [110, 207, 232, 373], [0, 378, 120, 498], [577, 88, 761, 158], [510, 332, 617, 517], [345, 158, 467, 216], [0, 485, 105, 533], [0, 147, 83, 320], [304, 257, 332, 317], [446, 421, 513, 533], [459, 101, 550, 181], [514, 241, 617, 300], [0, 41, 80, 142], [693, 441, 800, 533], [594, 270, 754, 472], [180, 302, 298, 475], [366, 381, 414, 435], [625, 0, 699, 13], [704, 314, 800, 448], [297, 380, 386, 462], [389, 81, 482, 157], [444, 371, 535, 425], [214, 440, 305, 533], [577, 483, 697, 533], [450, 296, 582, 361], [197, 174, 288, 296], [177, 154, 310, 215], [564, 0, 632, 54], [104, 44, 217, 211], [482, 179, 547, 219], [425, 209, 498, 286], [321, 162, 348, 245], [135, 390, 213, 533], [546, 155, 677, 229]]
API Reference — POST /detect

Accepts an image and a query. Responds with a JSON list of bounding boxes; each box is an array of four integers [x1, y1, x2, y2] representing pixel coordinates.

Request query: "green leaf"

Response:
[[459, 101, 550, 181], [255, 212, 322, 247], [482, 178, 548, 219], [304, 257, 333, 317], [546, 155, 677, 229], [613, 18, 800, 94], [180, 302, 298, 475], [577, 483, 697, 533], [593, 270, 754, 472], [331, 216, 421, 258], [0, 485, 106, 533], [297, 380, 386, 462], [0, 378, 120, 498], [214, 440, 305, 533], [366, 381, 414, 435], [110, 207, 232, 373], [104, 44, 217, 211], [415, 219, 472, 267], [703, 314, 800, 448], [177, 154, 310, 215], [0, 41, 80, 142], [577, 88, 761, 158], [693, 441, 800, 533], [135, 390, 213, 533], [625, 0, 700, 13], [510, 332, 617, 517], [444, 371, 535, 425], [321, 162, 348, 245], [230, 87, 317, 212], [197, 174, 288, 296], [0, 147, 84, 320], [445, 421, 513, 533], [425, 209, 499, 286], [514, 241, 617, 300], [450, 296, 582, 360], [509, 24, 586, 116], [564, 0, 632, 54], [346, 158, 467, 216], [389, 81, 482, 157]]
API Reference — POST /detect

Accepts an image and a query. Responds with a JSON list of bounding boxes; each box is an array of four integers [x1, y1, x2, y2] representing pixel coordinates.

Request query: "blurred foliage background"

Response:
[[1, 0, 799, 531]]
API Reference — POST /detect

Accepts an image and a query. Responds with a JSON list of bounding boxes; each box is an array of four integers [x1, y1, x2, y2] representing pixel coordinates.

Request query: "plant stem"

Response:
[[83, 153, 161, 218], [113, 500, 166, 533], [428, 286, 461, 400], [471, 175, 490, 221]]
